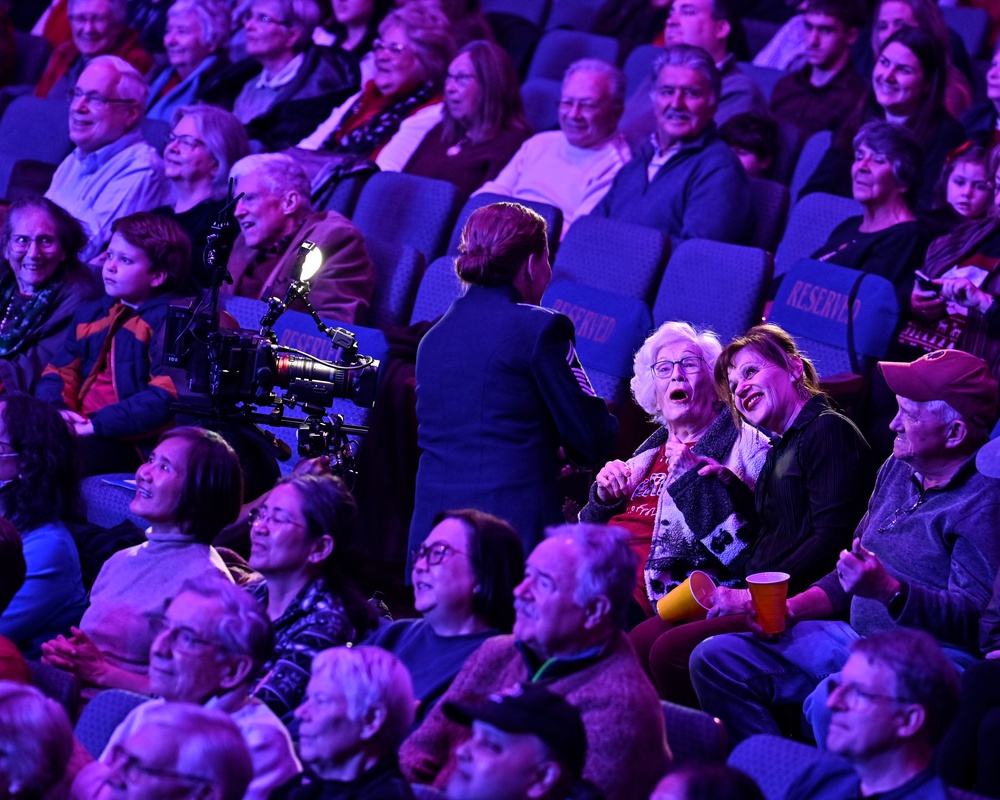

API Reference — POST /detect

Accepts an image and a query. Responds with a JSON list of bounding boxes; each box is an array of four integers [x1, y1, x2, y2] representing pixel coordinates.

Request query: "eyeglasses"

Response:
[[8, 234, 61, 253], [373, 38, 408, 55], [650, 356, 704, 378], [248, 506, 305, 528], [446, 72, 477, 85], [68, 13, 112, 26], [241, 10, 291, 26], [412, 541, 465, 567], [876, 496, 925, 533], [108, 744, 212, 785], [164, 132, 207, 150], [826, 676, 907, 710], [67, 88, 135, 110], [147, 613, 221, 654], [558, 98, 601, 112]]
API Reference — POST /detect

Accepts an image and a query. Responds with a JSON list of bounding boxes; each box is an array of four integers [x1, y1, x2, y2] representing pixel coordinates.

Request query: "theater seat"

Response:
[[447, 192, 563, 258]]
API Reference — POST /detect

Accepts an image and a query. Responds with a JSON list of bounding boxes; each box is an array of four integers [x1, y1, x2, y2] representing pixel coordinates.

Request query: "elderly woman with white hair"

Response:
[[579, 321, 770, 620], [204, 0, 357, 151], [145, 0, 233, 123], [0, 681, 74, 799], [152, 104, 251, 289], [271, 646, 416, 799]]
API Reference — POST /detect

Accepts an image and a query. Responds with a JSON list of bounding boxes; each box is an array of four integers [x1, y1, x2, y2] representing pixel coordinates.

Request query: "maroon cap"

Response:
[[878, 350, 998, 425]]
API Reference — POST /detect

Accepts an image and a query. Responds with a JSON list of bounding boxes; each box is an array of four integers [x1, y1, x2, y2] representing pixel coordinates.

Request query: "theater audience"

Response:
[[903, 147, 1000, 378], [0, 682, 74, 799], [788, 629, 961, 799], [590, 45, 753, 245], [443, 683, 593, 800], [35, 213, 188, 474], [100, 703, 254, 800], [0, 395, 86, 659], [313, 0, 392, 76], [217, 0, 357, 151], [580, 321, 769, 618], [248, 474, 377, 724], [963, 41, 1000, 149], [803, 25, 968, 212], [152, 105, 251, 290], [0, 520, 30, 683], [768, 0, 866, 140], [409, 202, 617, 558], [371, 509, 523, 715], [475, 60, 630, 235], [719, 111, 779, 179], [40, 427, 239, 693], [400, 524, 670, 800], [811, 121, 928, 299], [296, 3, 452, 171], [145, 0, 233, 123], [271, 646, 415, 799], [619, 0, 767, 147], [926, 143, 994, 234], [34, 0, 152, 101], [224, 153, 375, 324], [628, 324, 875, 706], [44, 56, 169, 263], [403, 40, 531, 202], [0, 197, 101, 394], [74, 575, 302, 800], [690, 349, 1000, 745]]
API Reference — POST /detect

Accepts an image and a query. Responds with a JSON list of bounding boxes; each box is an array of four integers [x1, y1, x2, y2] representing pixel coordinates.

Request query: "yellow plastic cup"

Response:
[[746, 572, 791, 635], [656, 570, 716, 623]]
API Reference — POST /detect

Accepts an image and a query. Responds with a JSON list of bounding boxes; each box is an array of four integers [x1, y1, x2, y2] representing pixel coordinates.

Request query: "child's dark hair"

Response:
[[111, 212, 191, 293], [719, 112, 780, 165]]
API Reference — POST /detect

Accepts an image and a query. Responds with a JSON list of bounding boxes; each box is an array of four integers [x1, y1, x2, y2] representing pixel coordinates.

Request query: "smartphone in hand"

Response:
[[914, 270, 938, 294]]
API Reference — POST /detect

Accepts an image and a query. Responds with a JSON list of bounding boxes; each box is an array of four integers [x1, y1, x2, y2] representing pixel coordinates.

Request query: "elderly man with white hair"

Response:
[[224, 153, 375, 324], [271, 646, 416, 799], [34, 0, 153, 100], [45, 54, 169, 262], [72, 575, 301, 800], [400, 523, 670, 800], [102, 703, 254, 800]]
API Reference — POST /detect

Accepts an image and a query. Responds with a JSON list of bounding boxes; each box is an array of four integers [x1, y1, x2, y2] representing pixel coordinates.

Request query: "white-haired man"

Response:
[[400, 524, 670, 800], [224, 153, 375, 324], [45, 55, 168, 261]]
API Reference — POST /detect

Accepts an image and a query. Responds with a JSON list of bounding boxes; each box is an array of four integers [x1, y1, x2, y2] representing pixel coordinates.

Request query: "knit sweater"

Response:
[[399, 632, 670, 800]]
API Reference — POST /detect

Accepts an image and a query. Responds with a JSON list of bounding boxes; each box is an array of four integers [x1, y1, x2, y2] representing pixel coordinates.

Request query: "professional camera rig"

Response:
[[162, 183, 379, 481]]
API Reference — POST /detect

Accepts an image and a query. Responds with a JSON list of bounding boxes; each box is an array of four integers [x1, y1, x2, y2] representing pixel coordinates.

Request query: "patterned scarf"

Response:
[[0, 274, 62, 357], [322, 80, 438, 156]]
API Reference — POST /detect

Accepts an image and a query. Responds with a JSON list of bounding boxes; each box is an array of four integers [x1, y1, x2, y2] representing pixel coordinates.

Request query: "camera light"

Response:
[[296, 241, 324, 283]]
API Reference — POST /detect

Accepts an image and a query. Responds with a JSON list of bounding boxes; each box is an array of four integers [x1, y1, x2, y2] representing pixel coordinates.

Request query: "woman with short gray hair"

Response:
[[146, 0, 233, 122]]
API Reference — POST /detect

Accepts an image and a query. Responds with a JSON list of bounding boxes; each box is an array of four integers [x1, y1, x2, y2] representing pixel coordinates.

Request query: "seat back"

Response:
[[662, 701, 727, 767], [28, 659, 79, 721], [410, 255, 464, 324], [736, 61, 784, 100], [654, 239, 772, 345], [526, 30, 618, 81], [553, 215, 670, 303], [219, 294, 269, 329], [351, 172, 459, 263], [446, 192, 563, 257], [942, 5, 989, 58], [789, 130, 832, 202], [729, 735, 854, 800], [768, 259, 900, 378], [13, 31, 52, 85], [364, 238, 425, 329], [79, 474, 148, 530], [623, 44, 661, 97], [140, 117, 171, 153], [770, 122, 803, 186], [75, 690, 150, 759], [520, 77, 561, 133], [747, 177, 789, 253], [0, 96, 73, 198], [742, 18, 782, 58], [773, 192, 862, 278], [545, 0, 604, 32], [541, 279, 652, 409], [482, 0, 548, 26]]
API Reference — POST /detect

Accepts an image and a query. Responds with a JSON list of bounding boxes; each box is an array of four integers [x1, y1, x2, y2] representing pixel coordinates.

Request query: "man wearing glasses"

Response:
[[34, 0, 152, 100], [690, 349, 1000, 749], [44, 55, 168, 262], [72, 575, 302, 800]]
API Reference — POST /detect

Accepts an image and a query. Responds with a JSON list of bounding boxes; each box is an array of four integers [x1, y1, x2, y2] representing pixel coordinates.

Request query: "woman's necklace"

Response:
[[447, 136, 471, 157]]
